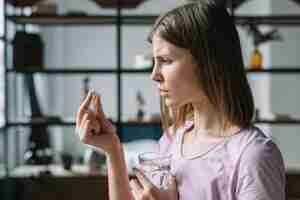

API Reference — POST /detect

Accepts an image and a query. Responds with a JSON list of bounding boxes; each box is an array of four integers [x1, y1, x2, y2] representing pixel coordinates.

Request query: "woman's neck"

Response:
[[190, 101, 240, 139], [192, 101, 222, 134]]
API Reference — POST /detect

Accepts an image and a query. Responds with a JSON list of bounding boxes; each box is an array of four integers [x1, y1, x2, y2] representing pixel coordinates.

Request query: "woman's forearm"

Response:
[[106, 144, 133, 200]]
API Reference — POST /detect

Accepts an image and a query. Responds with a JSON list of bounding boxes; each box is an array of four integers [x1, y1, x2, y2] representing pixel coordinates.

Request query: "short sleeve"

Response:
[[236, 139, 286, 200]]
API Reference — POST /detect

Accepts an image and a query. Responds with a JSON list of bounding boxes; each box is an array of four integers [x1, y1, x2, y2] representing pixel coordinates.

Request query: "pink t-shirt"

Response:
[[159, 121, 285, 200]]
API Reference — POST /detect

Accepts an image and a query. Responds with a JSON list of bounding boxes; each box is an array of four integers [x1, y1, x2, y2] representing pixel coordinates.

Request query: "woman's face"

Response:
[[151, 34, 205, 109]]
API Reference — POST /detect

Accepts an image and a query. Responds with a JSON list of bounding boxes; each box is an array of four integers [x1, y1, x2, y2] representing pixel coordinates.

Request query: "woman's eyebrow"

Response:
[[154, 55, 166, 59], [153, 54, 173, 59]]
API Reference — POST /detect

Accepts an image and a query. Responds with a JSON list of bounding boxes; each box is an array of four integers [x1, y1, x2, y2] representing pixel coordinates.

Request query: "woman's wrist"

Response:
[[105, 135, 123, 159], [105, 143, 127, 174]]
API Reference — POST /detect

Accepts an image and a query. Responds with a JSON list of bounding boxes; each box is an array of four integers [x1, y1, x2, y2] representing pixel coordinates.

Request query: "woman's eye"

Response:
[[164, 59, 172, 64], [154, 57, 172, 67], [160, 58, 172, 64]]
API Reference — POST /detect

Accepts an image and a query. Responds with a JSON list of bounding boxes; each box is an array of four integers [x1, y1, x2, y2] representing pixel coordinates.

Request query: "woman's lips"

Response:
[[159, 89, 168, 96]]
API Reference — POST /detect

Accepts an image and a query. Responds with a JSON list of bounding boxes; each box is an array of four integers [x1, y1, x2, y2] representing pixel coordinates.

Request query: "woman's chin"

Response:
[[165, 99, 179, 109], [165, 97, 190, 109]]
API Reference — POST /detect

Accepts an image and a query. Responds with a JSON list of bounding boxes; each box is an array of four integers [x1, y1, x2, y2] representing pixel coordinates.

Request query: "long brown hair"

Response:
[[148, 2, 255, 137]]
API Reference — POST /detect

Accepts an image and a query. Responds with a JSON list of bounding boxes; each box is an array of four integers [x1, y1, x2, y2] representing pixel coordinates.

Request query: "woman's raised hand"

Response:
[[76, 90, 120, 155]]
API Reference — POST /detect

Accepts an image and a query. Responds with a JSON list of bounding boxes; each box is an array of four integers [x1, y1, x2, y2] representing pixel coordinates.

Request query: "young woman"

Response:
[[76, 2, 285, 200]]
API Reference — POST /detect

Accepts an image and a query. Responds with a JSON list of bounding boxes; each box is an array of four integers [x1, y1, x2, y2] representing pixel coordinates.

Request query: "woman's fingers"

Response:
[[94, 94, 106, 122], [79, 112, 97, 143], [167, 176, 178, 200], [79, 116, 90, 143], [76, 90, 93, 128], [167, 176, 177, 190], [79, 113, 89, 132], [133, 168, 155, 192], [133, 168, 178, 200], [130, 179, 143, 200]]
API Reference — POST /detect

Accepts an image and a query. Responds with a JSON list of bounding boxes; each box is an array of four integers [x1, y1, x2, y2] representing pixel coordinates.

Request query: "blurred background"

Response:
[[0, 0, 300, 199]]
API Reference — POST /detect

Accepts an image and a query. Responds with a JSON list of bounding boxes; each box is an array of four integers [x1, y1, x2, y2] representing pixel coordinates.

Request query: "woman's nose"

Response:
[[150, 65, 163, 82]]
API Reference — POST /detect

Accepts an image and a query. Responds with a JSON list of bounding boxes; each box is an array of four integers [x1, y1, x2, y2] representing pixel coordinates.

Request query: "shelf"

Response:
[[246, 68, 300, 74], [7, 119, 75, 127], [235, 15, 300, 26], [6, 120, 161, 127], [7, 15, 157, 26], [6, 68, 152, 74], [121, 68, 152, 73], [8, 15, 300, 26], [7, 68, 119, 74], [7, 68, 300, 74], [5, 119, 300, 127], [255, 119, 300, 125]]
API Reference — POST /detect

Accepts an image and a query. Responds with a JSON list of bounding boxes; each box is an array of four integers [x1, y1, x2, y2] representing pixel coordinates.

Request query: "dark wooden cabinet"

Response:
[[3, 175, 109, 200], [1, 172, 300, 199], [286, 173, 300, 199]]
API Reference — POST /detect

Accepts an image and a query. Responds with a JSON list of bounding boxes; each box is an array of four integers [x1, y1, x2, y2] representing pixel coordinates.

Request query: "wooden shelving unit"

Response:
[[2, 2, 300, 183]]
